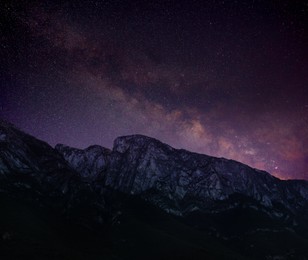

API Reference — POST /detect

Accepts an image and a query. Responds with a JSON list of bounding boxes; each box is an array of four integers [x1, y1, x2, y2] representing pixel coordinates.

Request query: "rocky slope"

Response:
[[0, 119, 108, 226], [56, 134, 308, 219], [55, 144, 111, 179], [0, 120, 72, 196], [1, 119, 308, 259], [2, 118, 308, 223]]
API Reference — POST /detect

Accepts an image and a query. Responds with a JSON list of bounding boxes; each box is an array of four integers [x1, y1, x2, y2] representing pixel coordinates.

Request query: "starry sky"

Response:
[[1, 0, 307, 180]]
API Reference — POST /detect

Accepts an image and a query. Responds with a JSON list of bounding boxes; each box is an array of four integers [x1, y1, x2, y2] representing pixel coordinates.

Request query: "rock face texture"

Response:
[[0, 119, 107, 225], [55, 134, 308, 219], [1, 118, 308, 221], [55, 144, 111, 179], [0, 120, 73, 196], [2, 119, 308, 259]]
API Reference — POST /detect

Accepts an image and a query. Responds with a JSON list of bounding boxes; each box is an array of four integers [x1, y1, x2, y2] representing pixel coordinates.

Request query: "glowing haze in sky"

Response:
[[1, 0, 308, 179]]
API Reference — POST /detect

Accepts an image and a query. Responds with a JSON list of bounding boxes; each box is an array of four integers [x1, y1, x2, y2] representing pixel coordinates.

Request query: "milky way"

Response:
[[1, 0, 307, 179]]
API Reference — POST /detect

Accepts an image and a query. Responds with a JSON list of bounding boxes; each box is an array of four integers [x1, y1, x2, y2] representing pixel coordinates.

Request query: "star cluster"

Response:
[[1, 0, 307, 179]]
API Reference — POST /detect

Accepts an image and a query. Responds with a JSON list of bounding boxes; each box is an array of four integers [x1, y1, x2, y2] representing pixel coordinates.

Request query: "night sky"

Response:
[[1, 0, 307, 180]]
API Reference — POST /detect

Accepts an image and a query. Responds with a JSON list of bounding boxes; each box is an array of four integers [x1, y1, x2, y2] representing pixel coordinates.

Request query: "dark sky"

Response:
[[1, 0, 308, 180]]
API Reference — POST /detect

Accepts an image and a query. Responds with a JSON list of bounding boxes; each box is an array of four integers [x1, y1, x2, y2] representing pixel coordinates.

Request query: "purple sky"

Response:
[[1, 0, 308, 180]]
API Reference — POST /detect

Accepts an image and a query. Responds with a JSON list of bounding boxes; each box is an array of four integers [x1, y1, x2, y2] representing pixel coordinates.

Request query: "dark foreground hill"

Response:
[[1, 119, 308, 259]]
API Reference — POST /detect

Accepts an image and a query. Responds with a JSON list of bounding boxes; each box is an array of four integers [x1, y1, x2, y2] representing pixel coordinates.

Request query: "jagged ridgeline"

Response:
[[1, 118, 308, 259]]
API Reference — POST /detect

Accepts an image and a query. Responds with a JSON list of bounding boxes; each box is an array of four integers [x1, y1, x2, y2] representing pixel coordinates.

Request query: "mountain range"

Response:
[[0, 118, 308, 259]]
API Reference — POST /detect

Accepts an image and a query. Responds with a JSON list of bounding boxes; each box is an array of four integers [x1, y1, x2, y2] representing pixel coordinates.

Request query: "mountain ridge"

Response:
[[1, 119, 308, 259], [55, 134, 308, 214]]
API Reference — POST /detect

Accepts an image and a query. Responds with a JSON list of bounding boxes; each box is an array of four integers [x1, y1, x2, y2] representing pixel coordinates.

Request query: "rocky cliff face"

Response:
[[0, 120, 73, 196], [2, 118, 308, 221], [55, 144, 111, 179], [56, 134, 308, 219], [2, 119, 308, 259], [0, 119, 108, 225]]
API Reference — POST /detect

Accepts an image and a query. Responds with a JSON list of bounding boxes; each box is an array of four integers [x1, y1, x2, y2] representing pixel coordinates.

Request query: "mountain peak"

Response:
[[113, 134, 174, 154], [55, 143, 110, 178], [1, 119, 308, 258], [2, 119, 308, 218]]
